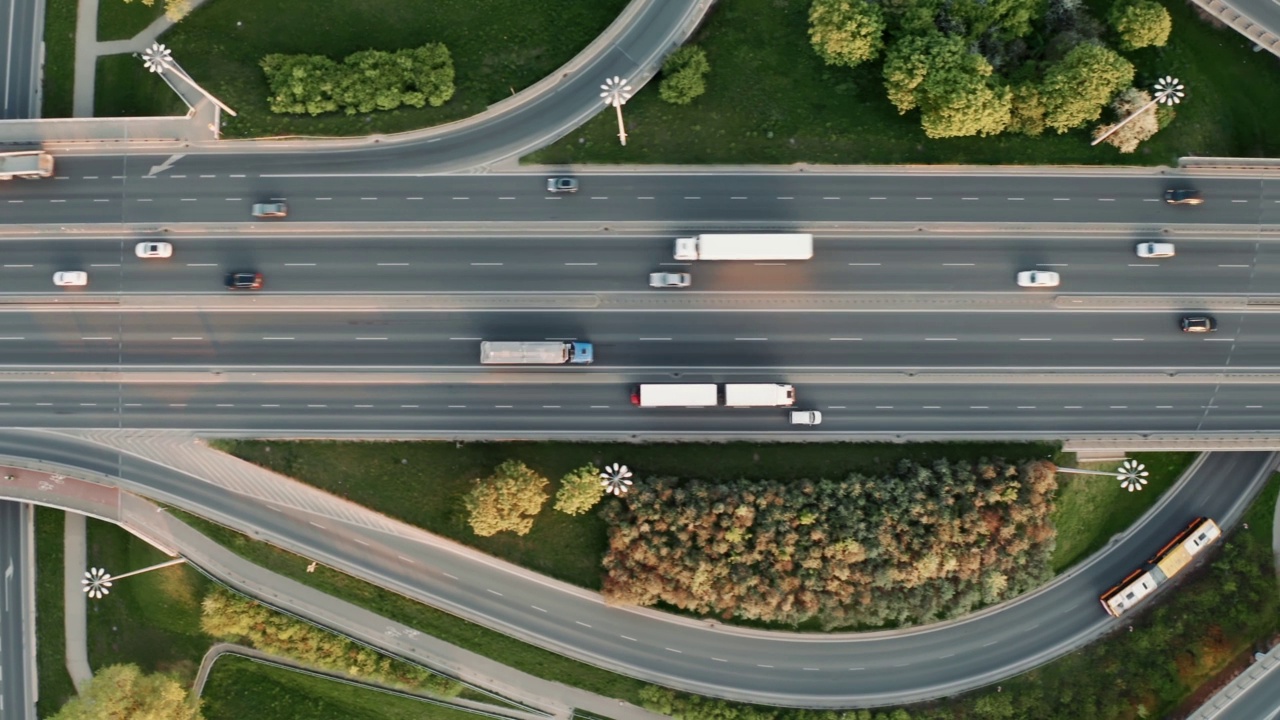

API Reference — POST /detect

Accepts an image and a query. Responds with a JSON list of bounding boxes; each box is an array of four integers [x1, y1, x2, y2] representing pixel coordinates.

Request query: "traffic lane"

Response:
[[0, 309, 1259, 369], [1208, 658, 1280, 720], [14, 165, 1280, 225], [0, 381, 1273, 433], [0, 501, 32, 718]]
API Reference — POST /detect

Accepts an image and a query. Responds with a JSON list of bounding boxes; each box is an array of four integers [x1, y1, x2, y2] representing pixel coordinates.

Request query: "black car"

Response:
[[226, 272, 264, 290], [1180, 316, 1217, 333], [1164, 189, 1204, 205]]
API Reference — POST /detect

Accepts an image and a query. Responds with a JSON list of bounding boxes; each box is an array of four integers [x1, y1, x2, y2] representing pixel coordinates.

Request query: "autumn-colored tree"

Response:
[[121, 0, 190, 22], [464, 460, 549, 537], [1109, 0, 1172, 50], [1092, 87, 1163, 153], [554, 464, 605, 516], [49, 664, 202, 720], [808, 0, 887, 68]]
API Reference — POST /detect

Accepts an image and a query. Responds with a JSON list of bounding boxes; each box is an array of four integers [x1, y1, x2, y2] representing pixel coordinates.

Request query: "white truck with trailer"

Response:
[[479, 341, 593, 365], [631, 383, 795, 408], [673, 233, 813, 261], [0, 151, 54, 180]]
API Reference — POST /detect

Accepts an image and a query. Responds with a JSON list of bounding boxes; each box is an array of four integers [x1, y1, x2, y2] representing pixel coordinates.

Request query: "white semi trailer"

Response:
[[479, 341, 594, 365], [0, 151, 54, 180], [673, 233, 813, 261], [630, 383, 795, 408]]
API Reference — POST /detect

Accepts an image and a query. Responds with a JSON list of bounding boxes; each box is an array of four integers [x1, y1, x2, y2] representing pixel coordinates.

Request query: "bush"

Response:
[[1109, 0, 1172, 50], [554, 464, 605, 516], [463, 460, 549, 537], [262, 43, 454, 116], [658, 45, 711, 105]]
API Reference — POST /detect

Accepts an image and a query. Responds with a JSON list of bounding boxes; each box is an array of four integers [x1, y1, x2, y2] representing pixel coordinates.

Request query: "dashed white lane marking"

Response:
[[1111, 338, 1145, 341], [180, 198, 197, 202], [1110, 406, 1128, 409], [1247, 405, 1264, 408], [356, 337, 387, 341], [284, 263, 315, 266], [983, 640, 998, 646], [168, 403, 187, 407], [50, 199, 66, 203], [0, 337, 22, 340], [730, 196, 747, 200], [777, 196, 794, 200], [499, 196, 515, 200], [90, 263, 119, 267], [136, 198, 151, 202], [1098, 198, 1115, 202], [683, 196, 701, 200], [621, 635, 638, 641], [943, 263, 974, 266], [261, 404, 280, 407], [93, 199, 109, 203], [494, 405, 513, 408], [848, 262, 881, 266], [84, 176, 98, 179], [757, 664, 773, 668], [447, 405, 466, 408], [450, 337, 481, 341], [1008, 197, 1024, 200], [1037, 263, 1068, 267], [1156, 405, 1173, 409], [830, 337, 862, 341], [171, 336, 203, 341], [970, 406, 989, 409], [1219, 264, 1250, 268], [2, 264, 32, 268], [1128, 263, 1158, 267], [735, 337, 768, 341], [638, 196, 654, 200], [915, 197, 932, 200], [640, 337, 672, 341], [590, 405, 610, 409], [471, 262, 503, 266], [81, 337, 113, 341], [870, 196, 886, 200], [307, 404, 327, 408], [803, 667, 820, 671], [452, 196, 469, 200], [542, 405, 561, 409], [80, 403, 97, 406], [401, 404, 420, 408], [828, 406, 846, 409], [486, 589, 503, 597], [1017, 406, 1036, 409], [962, 197, 979, 201], [1232, 199, 1249, 203], [823, 196, 840, 200], [406, 197, 423, 200], [354, 404, 373, 408], [923, 405, 940, 409], [666, 648, 683, 654], [875, 405, 893, 409], [1064, 405, 1083, 409], [531, 605, 547, 613], [186, 263, 218, 267], [576, 621, 592, 628], [712, 657, 728, 662], [849, 667, 865, 671], [262, 337, 295, 341], [590, 196, 608, 200], [564, 262, 598, 266], [1019, 338, 1052, 341], [442, 572, 458, 580], [925, 337, 957, 341], [396, 555, 414, 563]]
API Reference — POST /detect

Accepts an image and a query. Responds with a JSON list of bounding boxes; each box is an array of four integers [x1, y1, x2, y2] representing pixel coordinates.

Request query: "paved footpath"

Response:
[[61, 512, 92, 691]]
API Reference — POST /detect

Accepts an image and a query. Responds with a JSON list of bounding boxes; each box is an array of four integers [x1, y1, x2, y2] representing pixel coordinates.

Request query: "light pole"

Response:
[[141, 43, 237, 123], [1091, 76, 1183, 146], [1055, 459, 1150, 492], [81, 559, 187, 600], [600, 463, 634, 496], [600, 76, 633, 147]]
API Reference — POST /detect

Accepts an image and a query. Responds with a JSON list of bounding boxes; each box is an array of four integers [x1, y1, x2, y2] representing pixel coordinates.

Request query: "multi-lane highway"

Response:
[[2, 167, 1279, 226], [0, 0, 43, 119], [0, 501, 34, 719]]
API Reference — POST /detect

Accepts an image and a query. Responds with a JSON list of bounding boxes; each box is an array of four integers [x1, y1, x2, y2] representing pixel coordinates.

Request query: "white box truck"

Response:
[[724, 383, 795, 407], [0, 151, 54, 180], [673, 233, 813, 261], [480, 341, 593, 365], [630, 384, 719, 407]]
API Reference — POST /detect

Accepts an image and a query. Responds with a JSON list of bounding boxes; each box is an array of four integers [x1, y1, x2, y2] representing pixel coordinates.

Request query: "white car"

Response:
[[135, 241, 173, 259], [1016, 270, 1060, 288], [53, 271, 87, 287], [251, 202, 288, 218], [1136, 242, 1175, 258], [649, 272, 692, 288], [546, 177, 578, 193], [789, 410, 822, 426]]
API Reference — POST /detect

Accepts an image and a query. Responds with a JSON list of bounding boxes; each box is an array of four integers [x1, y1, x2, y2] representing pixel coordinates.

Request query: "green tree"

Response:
[[1007, 82, 1047, 135], [883, 33, 1010, 137], [1109, 0, 1172, 50], [808, 0, 887, 68], [1040, 43, 1134, 132], [554, 464, 605, 516], [658, 45, 711, 105], [50, 664, 203, 720], [464, 460, 549, 536]]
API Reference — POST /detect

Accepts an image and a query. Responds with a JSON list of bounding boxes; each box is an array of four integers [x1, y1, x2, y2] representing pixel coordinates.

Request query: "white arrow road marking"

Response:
[[146, 154, 186, 177]]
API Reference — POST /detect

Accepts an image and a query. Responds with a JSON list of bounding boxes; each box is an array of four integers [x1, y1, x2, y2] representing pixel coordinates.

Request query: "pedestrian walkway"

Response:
[[62, 512, 92, 692]]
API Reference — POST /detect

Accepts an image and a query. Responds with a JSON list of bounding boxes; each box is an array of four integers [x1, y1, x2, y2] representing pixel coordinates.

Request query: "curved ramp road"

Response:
[[0, 432, 1270, 707]]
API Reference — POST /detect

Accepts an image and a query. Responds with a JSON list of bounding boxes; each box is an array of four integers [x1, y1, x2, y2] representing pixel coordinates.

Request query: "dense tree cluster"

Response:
[[659, 46, 712, 105], [261, 44, 455, 117], [602, 459, 1057, 627], [463, 459, 549, 536], [201, 588, 461, 697], [49, 664, 202, 720], [808, 0, 1168, 140]]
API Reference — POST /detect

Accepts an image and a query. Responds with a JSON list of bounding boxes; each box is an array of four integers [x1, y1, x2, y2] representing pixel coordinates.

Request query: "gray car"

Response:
[[546, 177, 578, 193]]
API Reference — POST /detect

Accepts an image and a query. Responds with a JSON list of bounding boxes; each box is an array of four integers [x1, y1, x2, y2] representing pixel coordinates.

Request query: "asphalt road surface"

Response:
[[0, 0, 42, 120], [1206, 658, 1280, 720], [0, 500, 33, 720], [0, 380, 1275, 435], [0, 232, 1277, 296], [5, 168, 1279, 226], [1, 431, 1268, 707]]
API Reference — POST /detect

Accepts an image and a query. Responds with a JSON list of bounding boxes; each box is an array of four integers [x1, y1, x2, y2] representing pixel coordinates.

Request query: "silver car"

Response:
[[649, 272, 692, 288], [251, 202, 288, 218], [546, 177, 578, 193]]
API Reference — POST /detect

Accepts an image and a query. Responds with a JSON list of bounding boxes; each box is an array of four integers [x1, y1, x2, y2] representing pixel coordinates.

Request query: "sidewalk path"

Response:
[[62, 512, 92, 691]]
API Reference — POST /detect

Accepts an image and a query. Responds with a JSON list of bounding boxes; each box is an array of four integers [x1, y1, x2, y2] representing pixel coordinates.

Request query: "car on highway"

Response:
[[53, 271, 87, 287], [251, 202, 288, 218], [1164, 189, 1203, 205], [649, 272, 692, 288], [1136, 242, 1175, 258], [789, 410, 822, 426], [1181, 316, 1217, 333], [1016, 270, 1060, 288], [226, 272, 264, 290], [546, 177, 578, 193], [135, 241, 173, 259]]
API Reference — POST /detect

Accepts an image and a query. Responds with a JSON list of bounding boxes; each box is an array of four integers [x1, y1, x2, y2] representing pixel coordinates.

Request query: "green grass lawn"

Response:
[[94, 53, 191, 117], [1050, 452, 1198, 572], [215, 440, 1057, 589], [34, 509, 76, 719], [529, 0, 1280, 166], [202, 655, 489, 720], [41, 0, 78, 118], [98, 0, 169, 42], [84, 518, 212, 682], [145, 0, 627, 138]]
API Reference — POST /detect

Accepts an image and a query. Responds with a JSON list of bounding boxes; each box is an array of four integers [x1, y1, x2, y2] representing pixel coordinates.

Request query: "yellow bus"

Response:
[[1099, 518, 1221, 618]]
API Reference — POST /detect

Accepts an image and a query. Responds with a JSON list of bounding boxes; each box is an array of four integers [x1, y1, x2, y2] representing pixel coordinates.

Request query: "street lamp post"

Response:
[[141, 43, 237, 130], [81, 558, 187, 600], [1055, 459, 1150, 492], [1091, 76, 1183, 146], [600, 77, 633, 147], [600, 463, 634, 496]]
